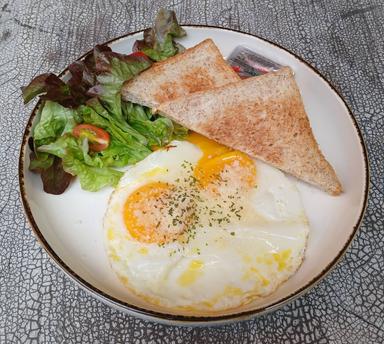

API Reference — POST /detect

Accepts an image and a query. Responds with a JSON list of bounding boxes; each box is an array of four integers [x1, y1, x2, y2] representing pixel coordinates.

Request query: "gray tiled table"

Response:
[[1, 0, 383, 342]]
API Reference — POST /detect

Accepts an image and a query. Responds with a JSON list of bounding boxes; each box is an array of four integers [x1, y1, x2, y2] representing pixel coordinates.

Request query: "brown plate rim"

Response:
[[18, 25, 370, 325]]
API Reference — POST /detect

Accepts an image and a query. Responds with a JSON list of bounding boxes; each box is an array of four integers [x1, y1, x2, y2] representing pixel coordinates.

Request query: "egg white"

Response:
[[104, 140, 309, 312]]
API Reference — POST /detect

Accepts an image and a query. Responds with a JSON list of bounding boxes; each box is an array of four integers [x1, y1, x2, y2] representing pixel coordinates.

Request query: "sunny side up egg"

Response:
[[104, 133, 309, 313]]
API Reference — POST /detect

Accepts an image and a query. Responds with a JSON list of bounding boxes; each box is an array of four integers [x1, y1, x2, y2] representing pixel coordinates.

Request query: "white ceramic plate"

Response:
[[19, 26, 369, 326]]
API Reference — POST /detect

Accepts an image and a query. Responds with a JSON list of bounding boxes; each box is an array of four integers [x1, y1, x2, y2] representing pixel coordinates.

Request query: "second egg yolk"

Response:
[[186, 132, 256, 189]]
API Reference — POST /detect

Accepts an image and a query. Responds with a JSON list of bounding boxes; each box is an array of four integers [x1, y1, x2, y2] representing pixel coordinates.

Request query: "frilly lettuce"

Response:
[[87, 45, 152, 118], [22, 9, 188, 194], [38, 135, 123, 191], [133, 9, 186, 61]]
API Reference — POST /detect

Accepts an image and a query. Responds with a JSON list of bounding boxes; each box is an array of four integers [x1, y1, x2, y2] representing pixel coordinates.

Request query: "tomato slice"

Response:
[[72, 124, 110, 152], [231, 65, 241, 73], [130, 51, 147, 58]]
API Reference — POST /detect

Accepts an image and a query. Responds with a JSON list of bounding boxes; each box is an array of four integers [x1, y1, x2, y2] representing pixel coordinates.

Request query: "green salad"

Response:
[[22, 9, 188, 194]]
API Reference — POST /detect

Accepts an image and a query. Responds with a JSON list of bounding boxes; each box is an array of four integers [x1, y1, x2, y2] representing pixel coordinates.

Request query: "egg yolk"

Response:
[[123, 182, 194, 244], [187, 132, 256, 189], [187, 132, 232, 162]]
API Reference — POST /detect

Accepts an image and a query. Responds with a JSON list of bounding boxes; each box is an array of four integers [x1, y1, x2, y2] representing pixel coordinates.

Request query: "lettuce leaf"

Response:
[[62, 155, 123, 191], [38, 134, 123, 191], [21, 44, 151, 112], [37, 135, 82, 160], [22, 73, 73, 107], [130, 116, 174, 146], [85, 98, 148, 146], [22, 72, 89, 108], [83, 101, 151, 162], [66, 61, 96, 102], [172, 121, 189, 140], [88, 46, 152, 118], [40, 157, 73, 194], [133, 9, 186, 61], [98, 138, 145, 167], [122, 102, 174, 146], [122, 102, 188, 145], [21, 46, 107, 107], [122, 101, 151, 121], [29, 151, 54, 173], [33, 101, 78, 146]]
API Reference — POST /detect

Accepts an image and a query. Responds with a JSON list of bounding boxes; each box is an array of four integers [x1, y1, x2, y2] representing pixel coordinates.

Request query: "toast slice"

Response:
[[121, 39, 240, 108], [156, 67, 342, 195]]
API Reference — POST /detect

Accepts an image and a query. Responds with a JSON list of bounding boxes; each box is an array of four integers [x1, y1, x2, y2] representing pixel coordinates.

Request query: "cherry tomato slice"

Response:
[[72, 124, 110, 152], [231, 65, 241, 73], [130, 51, 147, 58]]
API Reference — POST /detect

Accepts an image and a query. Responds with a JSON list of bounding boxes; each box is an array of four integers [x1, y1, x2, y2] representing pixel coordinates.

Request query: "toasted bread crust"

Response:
[[121, 39, 240, 108], [157, 67, 342, 195]]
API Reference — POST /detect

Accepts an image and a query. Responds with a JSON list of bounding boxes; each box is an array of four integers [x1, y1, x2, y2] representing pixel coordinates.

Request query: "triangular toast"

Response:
[[156, 67, 342, 195], [121, 39, 240, 108]]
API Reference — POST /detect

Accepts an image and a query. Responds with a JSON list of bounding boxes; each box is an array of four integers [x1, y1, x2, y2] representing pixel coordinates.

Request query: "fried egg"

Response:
[[104, 133, 309, 312]]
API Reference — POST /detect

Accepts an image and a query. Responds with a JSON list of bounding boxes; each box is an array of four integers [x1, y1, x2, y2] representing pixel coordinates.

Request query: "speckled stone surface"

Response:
[[1, 0, 383, 342]]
